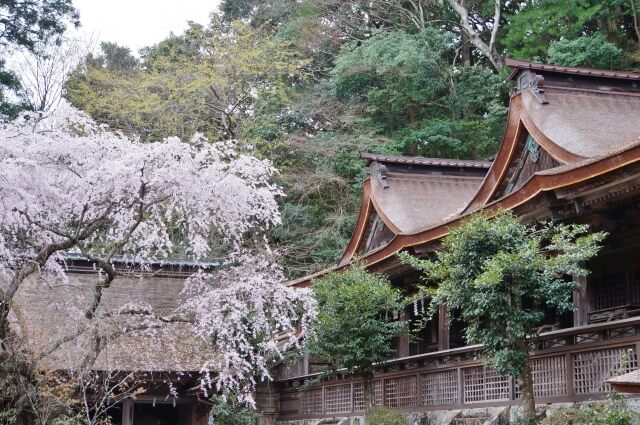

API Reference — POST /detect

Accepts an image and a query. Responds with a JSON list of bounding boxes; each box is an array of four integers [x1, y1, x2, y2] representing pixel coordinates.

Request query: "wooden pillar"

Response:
[[457, 368, 464, 405], [302, 349, 309, 376], [122, 398, 134, 425], [179, 404, 194, 425], [566, 352, 575, 397], [438, 304, 450, 351], [255, 382, 280, 425], [397, 312, 411, 357], [573, 275, 589, 326]]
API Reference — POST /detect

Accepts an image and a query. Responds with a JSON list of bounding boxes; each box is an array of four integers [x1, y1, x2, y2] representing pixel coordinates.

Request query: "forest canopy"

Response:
[[9, 0, 640, 278]]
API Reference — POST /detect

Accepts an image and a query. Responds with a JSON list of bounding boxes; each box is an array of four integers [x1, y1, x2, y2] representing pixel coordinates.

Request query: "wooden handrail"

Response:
[[277, 317, 640, 383]]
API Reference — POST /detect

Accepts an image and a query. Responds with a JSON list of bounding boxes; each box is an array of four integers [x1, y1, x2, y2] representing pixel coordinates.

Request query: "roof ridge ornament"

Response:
[[514, 69, 549, 104], [370, 162, 390, 189], [529, 75, 549, 104]]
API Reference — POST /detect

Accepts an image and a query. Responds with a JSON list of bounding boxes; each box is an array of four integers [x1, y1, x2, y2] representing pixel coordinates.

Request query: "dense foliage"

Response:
[[365, 406, 407, 425], [58, 1, 640, 278], [209, 395, 259, 425], [310, 264, 406, 410], [540, 394, 640, 425], [401, 212, 606, 419]]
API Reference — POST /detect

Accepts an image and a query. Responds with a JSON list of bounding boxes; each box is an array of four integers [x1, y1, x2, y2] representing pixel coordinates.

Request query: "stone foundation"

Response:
[[275, 398, 640, 425], [275, 407, 506, 425]]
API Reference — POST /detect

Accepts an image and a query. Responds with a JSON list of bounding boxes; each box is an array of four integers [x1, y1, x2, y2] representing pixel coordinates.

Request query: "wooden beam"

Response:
[[122, 398, 134, 425]]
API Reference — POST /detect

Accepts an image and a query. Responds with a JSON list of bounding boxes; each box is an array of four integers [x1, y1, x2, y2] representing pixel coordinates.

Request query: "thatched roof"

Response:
[[6, 267, 215, 372]]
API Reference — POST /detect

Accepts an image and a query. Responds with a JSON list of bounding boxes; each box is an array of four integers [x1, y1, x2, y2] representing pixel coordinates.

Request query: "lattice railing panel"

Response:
[[422, 369, 459, 406], [354, 380, 383, 412], [300, 388, 323, 415], [574, 346, 638, 394], [374, 380, 383, 406], [324, 383, 352, 414], [353, 383, 364, 412], [385, 376, 418, 408], [532, 355, 567, 397], [516, 355, 567, 398], [463, 366, 511, 403]]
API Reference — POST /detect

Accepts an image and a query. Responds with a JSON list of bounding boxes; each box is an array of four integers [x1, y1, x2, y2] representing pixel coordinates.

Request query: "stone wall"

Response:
[[274, 399, 640, 425]]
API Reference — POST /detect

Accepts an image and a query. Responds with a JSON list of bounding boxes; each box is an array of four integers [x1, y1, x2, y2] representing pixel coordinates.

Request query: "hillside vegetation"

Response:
[[62, 0, 640, 278]]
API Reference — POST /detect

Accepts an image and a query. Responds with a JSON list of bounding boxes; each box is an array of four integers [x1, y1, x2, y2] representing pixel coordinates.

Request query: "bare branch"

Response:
[[446, 0, 504, 71]]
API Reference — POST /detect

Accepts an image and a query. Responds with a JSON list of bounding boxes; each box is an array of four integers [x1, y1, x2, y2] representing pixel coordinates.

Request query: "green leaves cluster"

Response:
[[401, 212, 606, 377], [548, 34, 624, 69], [503, 0, 640, 67], [309, 263, 406, 378], [62, 0, 640, 278], [65, 19, 304, 142], [331, 29, 508, 159], [209, 395, 258, 425], [365, 406, 407, 425], [541, 393, 640, 425]]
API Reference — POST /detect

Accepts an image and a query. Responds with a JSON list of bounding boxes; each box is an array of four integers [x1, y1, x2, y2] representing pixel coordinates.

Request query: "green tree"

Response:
[[209, 395, 258, 425], [0, 60, 28, 118], [91, 41, 139, 72], [66, 17, 304, 141], [310, 263, 406, 411], [502, 0, 640, 68], [548, 33, 624, 69], [0, 0, 79, 50], [401, 212, 606, 421], [503, 0, 604, 61], [331, 28, 507, 158]]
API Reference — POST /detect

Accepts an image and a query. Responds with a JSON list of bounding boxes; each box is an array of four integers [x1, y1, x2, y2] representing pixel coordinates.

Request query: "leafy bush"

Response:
[[365, 406, 406, 425], [548, 34, 624, 70], [209, 396, 257, 425], [542, 394, 640, 425]]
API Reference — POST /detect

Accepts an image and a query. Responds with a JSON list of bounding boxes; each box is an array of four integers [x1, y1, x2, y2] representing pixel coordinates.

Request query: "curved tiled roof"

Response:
[[337, 155, 489, 266], [288, 61, 640, 287], [506, 58, 640, 81], [522, 89, 640, 159], [360, 152, 493, 169], [10, 272, 216, 372], [370, 173, 484, 235]]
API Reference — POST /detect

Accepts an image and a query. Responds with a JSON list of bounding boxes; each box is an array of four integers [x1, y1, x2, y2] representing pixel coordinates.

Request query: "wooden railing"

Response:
[[276, 317, 640, 420]]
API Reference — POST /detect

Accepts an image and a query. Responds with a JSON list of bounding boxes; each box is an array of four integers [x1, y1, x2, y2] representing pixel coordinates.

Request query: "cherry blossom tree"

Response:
[[0, 101, 316, 418], [183, 254, 317, 405]]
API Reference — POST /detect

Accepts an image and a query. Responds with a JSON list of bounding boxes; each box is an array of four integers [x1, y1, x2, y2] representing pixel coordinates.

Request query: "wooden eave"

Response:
[[288, 142, 640, 288], [286, 61, 640, 288], [463, 93, 584, 213], [506, 58, 640, 82], [338, 178, 401, 267]]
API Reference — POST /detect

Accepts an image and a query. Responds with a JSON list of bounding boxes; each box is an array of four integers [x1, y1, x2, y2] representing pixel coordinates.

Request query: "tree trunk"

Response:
[[631, 0, 640, 43], [446, 0, 504, 71], [518, 358, 536, 421], [362, 372, 375, 413], [406, 107, 418, 155], [461, 32, 473, 66]]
